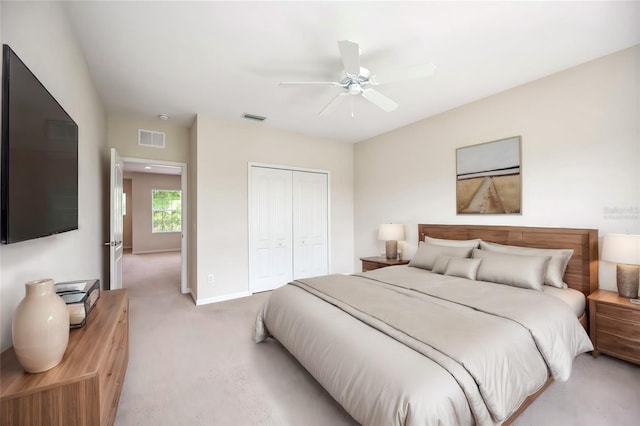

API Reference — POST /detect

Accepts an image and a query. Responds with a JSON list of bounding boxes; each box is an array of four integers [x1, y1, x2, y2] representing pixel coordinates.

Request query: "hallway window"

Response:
[[152, 189, 181, 232]]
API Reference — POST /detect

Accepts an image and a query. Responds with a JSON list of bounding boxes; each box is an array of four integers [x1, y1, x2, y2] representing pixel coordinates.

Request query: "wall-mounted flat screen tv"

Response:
[[1, 45, 78, 244]]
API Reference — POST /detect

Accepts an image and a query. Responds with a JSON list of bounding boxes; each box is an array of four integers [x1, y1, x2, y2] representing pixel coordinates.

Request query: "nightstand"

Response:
[[588, 289, 640, 365], [360, 256, 410, 272]]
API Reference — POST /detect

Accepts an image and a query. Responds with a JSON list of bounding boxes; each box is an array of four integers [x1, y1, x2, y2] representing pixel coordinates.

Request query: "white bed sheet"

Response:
[[542, 285, 586, 317]]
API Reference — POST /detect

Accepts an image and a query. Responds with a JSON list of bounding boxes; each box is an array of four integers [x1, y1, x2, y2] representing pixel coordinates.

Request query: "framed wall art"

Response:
[[456, 136, 521, 214]]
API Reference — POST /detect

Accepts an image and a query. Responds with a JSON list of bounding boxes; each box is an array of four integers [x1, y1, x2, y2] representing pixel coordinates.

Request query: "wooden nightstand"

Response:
[[588, 289, 640, 365], [360, 256, 410, 272]]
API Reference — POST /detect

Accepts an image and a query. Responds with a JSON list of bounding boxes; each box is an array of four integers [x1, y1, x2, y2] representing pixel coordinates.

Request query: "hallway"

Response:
[[122, 250, 182, 295]]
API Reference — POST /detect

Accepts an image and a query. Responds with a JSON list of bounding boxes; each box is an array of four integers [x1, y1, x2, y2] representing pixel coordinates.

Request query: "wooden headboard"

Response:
[[418, 224, 598, 297]]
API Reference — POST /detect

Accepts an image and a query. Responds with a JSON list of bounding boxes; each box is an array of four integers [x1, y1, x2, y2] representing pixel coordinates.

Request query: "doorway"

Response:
[[121, 157, 188, 294]]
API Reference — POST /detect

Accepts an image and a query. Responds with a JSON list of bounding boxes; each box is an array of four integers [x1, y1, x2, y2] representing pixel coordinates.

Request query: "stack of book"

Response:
[[54, 279, 100, 328]]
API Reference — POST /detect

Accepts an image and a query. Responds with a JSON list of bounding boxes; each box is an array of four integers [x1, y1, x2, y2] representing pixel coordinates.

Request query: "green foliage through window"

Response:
[[152, 189, 181, 233]]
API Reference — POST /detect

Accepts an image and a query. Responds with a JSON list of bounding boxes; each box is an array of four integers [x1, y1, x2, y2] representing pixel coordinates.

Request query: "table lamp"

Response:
[[601, 234, 640, 299], [379, 223, 405, 260]]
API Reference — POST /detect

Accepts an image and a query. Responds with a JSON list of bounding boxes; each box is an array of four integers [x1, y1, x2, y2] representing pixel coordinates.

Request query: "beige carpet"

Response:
[[116, 251, 640, 426]]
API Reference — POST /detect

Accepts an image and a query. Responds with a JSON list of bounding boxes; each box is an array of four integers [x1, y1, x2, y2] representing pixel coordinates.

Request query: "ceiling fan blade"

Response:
[[279, 81, 344, 87], [361, 89, 398, 112], [338, 40, 360, 76], [370, 62, 436, 85], [319, 92, 349, 115]]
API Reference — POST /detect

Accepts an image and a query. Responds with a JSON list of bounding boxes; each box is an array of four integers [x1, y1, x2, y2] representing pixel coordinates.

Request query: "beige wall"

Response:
[[193, 116, 354, 303], [129, 173, 182, 254], [123, 179, 133, 248], [107, 115, 189, 162], [354, 45, 640, 292], [0, 2, 107, 351]]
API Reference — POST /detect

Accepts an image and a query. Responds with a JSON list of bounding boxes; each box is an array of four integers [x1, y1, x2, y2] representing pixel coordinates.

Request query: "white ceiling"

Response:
[[65, 1, 640, 143]]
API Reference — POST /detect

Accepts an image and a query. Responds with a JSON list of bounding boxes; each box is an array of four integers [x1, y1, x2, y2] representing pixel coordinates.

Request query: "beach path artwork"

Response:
[[456, 136, 521, 214]]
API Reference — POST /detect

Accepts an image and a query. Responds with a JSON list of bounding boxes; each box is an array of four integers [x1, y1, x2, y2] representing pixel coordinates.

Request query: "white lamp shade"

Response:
[[601, 234, 640, 265], [378, 224, 405, 241]]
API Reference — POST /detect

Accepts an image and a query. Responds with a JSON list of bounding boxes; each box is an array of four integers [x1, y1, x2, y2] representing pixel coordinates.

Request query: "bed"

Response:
[[254, 224, 598, 425]]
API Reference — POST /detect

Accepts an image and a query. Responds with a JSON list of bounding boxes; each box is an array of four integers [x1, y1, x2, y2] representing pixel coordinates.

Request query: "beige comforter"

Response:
[[254, 266, 592, 426]]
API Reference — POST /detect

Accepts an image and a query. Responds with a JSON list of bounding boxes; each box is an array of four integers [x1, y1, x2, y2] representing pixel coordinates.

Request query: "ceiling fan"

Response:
[[279, 40, 435, 117]]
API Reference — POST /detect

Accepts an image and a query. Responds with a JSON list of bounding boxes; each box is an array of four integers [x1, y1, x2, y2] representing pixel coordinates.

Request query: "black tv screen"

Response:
[[1, 45, 78, 244]]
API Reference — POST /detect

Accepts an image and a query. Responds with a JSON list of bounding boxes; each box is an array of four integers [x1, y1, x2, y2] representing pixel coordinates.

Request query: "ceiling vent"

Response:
[[242, 113, 266, 122], [138, 129, 165, 148]]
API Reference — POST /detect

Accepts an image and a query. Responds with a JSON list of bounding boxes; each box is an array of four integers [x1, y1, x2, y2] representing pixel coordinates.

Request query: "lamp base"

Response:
[[616, 264, 639, 299], [385, 240, 398, 260]]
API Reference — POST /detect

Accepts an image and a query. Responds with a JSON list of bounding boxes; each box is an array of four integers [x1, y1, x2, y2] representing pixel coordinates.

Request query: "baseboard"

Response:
[[196, 291, 252, 306], [132, 248, 181, 255]]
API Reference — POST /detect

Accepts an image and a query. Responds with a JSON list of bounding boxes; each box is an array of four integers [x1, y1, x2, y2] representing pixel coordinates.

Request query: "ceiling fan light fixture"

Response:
[[348, 84, 363, 95], [278, 40, 434, 116]]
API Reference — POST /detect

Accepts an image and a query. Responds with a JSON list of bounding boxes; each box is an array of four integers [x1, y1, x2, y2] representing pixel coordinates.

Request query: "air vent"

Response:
[[138, 129, 165, 148], [242, 113, 266, 122]]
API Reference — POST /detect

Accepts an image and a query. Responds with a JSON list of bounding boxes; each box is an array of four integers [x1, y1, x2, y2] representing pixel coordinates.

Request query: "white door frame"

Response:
[[122, 156, 189, 295], [109, 148, 124, 290], [247, 162, 331, 294]]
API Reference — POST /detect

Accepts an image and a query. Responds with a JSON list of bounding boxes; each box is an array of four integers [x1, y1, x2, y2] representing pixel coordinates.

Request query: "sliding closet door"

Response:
[[293, 171, 328, 280], [249, 167, 293, 293]]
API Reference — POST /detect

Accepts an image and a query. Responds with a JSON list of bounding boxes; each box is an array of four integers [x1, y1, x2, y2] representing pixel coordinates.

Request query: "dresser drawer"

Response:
[[598, 303, 640, 324], [596, 314, 640, 339], [596, 331, 640, 363], [98, 301, 129, 426], [362, 261, 384, 272]]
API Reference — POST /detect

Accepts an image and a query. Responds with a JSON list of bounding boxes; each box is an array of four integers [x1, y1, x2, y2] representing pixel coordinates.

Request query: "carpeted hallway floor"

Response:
[[115, 251, 640, 426]]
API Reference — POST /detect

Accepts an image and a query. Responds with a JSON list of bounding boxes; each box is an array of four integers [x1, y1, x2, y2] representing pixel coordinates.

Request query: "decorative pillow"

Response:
[[409, 243, 474, 270], [473, 249, 551, 291], [425, 236, 481, 248], [431, 256, 451, 274], [444, 258, 482, 280], [479, 241, 573, 288]]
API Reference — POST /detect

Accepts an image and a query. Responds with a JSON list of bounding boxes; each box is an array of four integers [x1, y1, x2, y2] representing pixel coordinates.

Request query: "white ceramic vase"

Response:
[[12, 279, 69, 373]]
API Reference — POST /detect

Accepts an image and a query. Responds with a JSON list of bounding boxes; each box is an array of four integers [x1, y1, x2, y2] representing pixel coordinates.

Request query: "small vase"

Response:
[[12, 279, 69, 373]]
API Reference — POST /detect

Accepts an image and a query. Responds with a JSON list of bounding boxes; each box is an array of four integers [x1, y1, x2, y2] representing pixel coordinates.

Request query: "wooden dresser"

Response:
[[588, 289, 640, 365], [1, 289, 129, 425]]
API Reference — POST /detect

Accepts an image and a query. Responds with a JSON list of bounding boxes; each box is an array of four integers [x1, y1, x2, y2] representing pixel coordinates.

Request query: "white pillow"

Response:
[[479, 241, 573, 288], [409, 243, 474, 270], [444, 258, 482, 280], [425, 236, 481, 248], [432, 256, 451, 274], [473, 248, 550, 291]]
